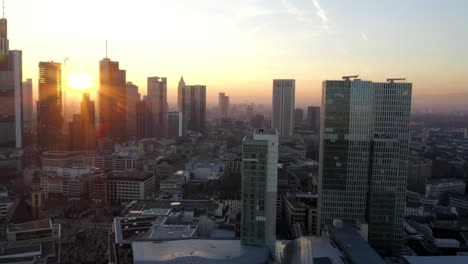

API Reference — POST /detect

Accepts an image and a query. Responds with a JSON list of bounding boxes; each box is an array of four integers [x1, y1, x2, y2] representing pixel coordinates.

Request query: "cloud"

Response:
[[281, 0, 308, 22], [362, 32, 367, 41], [312, 0, 329, 29]]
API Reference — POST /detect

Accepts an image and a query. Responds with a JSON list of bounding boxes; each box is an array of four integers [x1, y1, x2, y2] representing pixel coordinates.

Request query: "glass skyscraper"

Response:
[[318, 78, 412, 255]]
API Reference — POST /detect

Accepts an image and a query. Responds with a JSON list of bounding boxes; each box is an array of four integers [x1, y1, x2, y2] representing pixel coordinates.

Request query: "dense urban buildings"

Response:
[[99, 57, 126, 141], [272, 79, 295, 136], [0, 15, 23, 149], [37, 62, 63, 150], [318, 77, 412, 255], [148, 76, 167, 137], [241, 128, 279, 253]]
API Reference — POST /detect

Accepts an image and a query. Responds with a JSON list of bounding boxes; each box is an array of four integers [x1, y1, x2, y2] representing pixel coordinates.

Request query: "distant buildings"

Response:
[[294, 108, 304, 127], [241, 128, 278, 253], [80, 93, 96, 150], [272, 79, 295, 136], [181, 84, 206, 133], [126, 82, 140, 139], [106, 171, 155, 204], [99, 58, 126, 141], [168, 108, 183, 138], [136, 99, 153, 139], [307, 106, 320, 132], [38, 62, 63, 150], [319, 77, 412, 255], [147, 77, 167, 137], [219, 92, 229, 118], [0, 16, 23, 149]]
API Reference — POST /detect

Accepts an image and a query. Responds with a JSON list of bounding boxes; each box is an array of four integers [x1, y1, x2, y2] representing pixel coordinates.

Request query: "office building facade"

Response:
[[38, 62, 63, 150], [307, 106, 320, 132], [219, 92, 229, 118], [22, 78, 33, 133], [126, 82, 139, 139], [0, 16, 23, 149], [241, 128, 278, 253], [99, 58, 126, 141], [318, 78, 412, 255], [272, 79, 295, 136], [181, 85, 206, 133], [147, 77, 167, 137], [168, 109, 183, 138]]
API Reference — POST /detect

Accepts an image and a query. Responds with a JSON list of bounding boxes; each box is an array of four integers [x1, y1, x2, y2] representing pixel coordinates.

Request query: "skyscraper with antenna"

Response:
[[0, 0, 23, 148]]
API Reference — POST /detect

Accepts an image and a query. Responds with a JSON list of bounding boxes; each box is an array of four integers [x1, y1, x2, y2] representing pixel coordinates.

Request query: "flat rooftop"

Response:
[[132, 239, 270, 264], [403, 256, 468, 264], [8, 220, 52, 233], [147, 225, 197, 240], [254, 128, 277, 135]]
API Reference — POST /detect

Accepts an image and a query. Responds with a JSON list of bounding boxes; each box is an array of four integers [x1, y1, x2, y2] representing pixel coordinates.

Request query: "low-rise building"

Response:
[[426, 178, 465, 200], [107, 171, 155, 204], [283, 192, 318, 237]]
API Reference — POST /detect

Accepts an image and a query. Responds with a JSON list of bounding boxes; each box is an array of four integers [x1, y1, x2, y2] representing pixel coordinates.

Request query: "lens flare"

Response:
[[67, 72, 94, 91]]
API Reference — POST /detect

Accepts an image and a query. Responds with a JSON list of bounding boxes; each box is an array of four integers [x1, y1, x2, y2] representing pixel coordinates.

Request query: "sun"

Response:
[[67, 72, 94, 91]]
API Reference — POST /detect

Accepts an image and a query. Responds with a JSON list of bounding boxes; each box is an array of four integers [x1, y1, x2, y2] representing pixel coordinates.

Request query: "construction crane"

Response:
[[342, 75, 359, 81], [387, 78, 406, 83]]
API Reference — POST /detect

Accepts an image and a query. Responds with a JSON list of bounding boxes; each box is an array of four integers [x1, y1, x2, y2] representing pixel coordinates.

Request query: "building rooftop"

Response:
[[147, 225, 197, 240], [131, 239, 270, 264], [403, 256, 468, 264], [8, 220, 52, 233], [282, 236, 346, 264]]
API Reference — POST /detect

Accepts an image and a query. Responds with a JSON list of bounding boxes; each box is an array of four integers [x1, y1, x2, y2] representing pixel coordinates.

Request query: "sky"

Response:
[[6, 0, 468, 109]]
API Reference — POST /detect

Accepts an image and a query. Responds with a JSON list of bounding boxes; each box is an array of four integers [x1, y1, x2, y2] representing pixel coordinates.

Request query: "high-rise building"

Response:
[[307, 106, 320, 132], [177, 76, 185, 111], [68, 114, 82, 150], [147, 77, 167, 137], [294, 108, 303, 127], [38, 62, 63, 150], [22, 78, 33, 132], [241, 128, 278, 254], [99, 58, 126, 141], [126, 82, 139, 139], [0, 15, 23, 149], [219, 92, 229, 118], [318, 77, 412, 255], [168, 108, 183, 138], [136, 99, 153, 139], [80, 93, 95, 150], [272, 79, 295, 136], [181, 84, 206, 133]]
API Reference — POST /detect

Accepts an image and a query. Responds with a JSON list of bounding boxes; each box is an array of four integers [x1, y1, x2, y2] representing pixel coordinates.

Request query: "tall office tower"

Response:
[[99, 58, 126, 141], [68, 114, 82, 150], [168, 108, 183, 138], [368, 80, 412, 254], [37, 62, 63, 150], [318, 77, 412, 255], [241, 128, 278, 254], [272, 79, 295, 136], [22, 79, 33, 132], [0, 14, 23, 149], [181, 85, 206, 133], [177, 76, 185, 110], [80, 93, 96, 150], [307, 106, 320, 132], [126, 82, 139, 139], [136, 99, 153, 139], [147, 77, 167, 137], [294, 108, 304, 127], [219, 92, 229, 118]]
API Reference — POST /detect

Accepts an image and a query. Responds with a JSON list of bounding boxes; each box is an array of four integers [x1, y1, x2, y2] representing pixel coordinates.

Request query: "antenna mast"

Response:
[[3, 0, 5, 19], [105, 40, 108, 58]]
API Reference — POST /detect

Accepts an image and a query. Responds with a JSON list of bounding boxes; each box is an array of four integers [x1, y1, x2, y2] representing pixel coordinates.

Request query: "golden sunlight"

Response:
[[67, 72, 94, 91]]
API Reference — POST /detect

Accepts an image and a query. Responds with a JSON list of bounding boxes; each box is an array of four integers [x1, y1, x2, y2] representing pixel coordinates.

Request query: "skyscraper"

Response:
[[126, 82, 139, 139], [219, 92, 229, 118], [168, 108, 183, 138], [99, 58, 126, 141], [136, 99, 153, 139], [147, 77, 167, 137], [22, 79, 33, 133], [318, 77, 412, 255], [272, 79, 295, 136], [0, 15, 23, 149], [241, 128, 278, 254], [181, 84, 206, 133], [80, 93, 95, 150], [294, 108, 304, 127], [38, 62, 63, 150], [177, 76, 185, 111], [307, 106, 320, 132]]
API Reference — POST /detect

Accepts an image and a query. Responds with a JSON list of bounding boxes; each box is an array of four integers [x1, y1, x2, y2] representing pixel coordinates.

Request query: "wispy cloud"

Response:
[[312, 0, 329, 30], [362, 32, 367, 41], [281, 0, 308, 22]]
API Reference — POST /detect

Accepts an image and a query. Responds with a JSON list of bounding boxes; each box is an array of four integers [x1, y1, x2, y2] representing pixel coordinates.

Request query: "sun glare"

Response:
[[67, 72, 94, 91]]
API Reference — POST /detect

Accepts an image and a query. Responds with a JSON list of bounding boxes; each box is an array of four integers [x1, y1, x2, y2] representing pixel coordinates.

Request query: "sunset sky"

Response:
[[7, 0, 468, 108]]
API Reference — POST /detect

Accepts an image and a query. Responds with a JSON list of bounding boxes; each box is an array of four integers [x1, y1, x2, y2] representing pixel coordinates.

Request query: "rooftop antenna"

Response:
[[342, 75, 359, 81], [3, 0, 5, 19], [387, 78, 406, 83], [105, 40, 108, 58]]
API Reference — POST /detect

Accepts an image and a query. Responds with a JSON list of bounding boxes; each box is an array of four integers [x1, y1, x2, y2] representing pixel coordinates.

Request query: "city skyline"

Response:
[[5, 0, 468, 110]]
